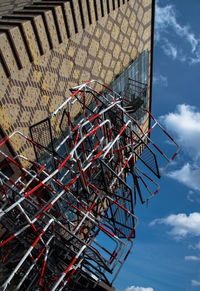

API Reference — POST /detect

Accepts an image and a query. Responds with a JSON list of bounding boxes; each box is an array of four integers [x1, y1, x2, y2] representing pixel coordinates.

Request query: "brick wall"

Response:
[[0, 0, 154, 162], [0, 0, 39, 17]]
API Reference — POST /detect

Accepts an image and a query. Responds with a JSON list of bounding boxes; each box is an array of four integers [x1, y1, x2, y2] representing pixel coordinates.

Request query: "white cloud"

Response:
[[195, 241, 200, 250], [191, 280, 200, 286], [190, 47, 200, 64], [185, 256, 200, 261], [162, 39, 177, 59], [150, 212, 200, 239], [155, 3, 175, 42], [155, 2, 200, 63], [160, 105, 200, 193], [153, 74, 168, 87], [166, 163, 200, 191], [189, 241, 200, 250], [160, 104, 200, 160], [125, 286, 154, 291], [187, 190, 195, 202]]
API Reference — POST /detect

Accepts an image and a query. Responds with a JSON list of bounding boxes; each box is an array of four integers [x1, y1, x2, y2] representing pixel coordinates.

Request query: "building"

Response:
[[0, 0, 155, 158], [0, 1, 157, 290]]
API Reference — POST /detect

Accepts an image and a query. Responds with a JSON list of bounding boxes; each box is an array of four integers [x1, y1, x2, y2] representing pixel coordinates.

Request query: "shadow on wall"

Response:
[[0, 0, 39, 17]]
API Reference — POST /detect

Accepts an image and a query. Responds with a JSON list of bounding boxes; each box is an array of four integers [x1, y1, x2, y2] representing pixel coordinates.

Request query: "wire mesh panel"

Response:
[[0, 79, 179, 290], [121, 78, 148, 122], [135, 143, 160, 178], [30, 117, 54, 161]]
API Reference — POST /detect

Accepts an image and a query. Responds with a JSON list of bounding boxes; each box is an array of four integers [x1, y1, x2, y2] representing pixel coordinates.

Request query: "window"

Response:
[[0, 158, 14, 179], [109, 50, 149, 124]]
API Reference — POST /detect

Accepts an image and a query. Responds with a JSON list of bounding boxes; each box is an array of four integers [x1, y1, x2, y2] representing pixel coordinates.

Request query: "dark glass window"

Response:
[[0, 158, 14, 179], [110, 50, 149, 124]]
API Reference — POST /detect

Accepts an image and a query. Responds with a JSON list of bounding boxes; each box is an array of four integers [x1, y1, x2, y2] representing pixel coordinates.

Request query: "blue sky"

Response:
[[114, 1, 200, 290]]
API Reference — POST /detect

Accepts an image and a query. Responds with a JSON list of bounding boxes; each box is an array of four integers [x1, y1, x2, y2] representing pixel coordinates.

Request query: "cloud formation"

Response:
[[189, 241, 200, 250], [185, 256, 200, 261], [160, 104, 200, 193], [166, 163, 200, 191], [155, 2, 200, 63], [191, 280, 200, 286], [153, 73, 168, 87], [162, 39, 177, 60], [187, 190, 195, 203], [150, 212, 200, 239], [125, 287, 154, 291], [160, 104, 200, 160], [194, 241, 200, 250]]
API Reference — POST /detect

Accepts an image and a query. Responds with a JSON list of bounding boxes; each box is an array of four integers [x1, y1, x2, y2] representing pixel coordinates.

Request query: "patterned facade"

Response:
[[0, 0, 154, 163], [0, 0, 37, 17]]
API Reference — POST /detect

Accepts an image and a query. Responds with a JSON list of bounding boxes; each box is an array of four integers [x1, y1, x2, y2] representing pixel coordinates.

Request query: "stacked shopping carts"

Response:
[[0, 80, 179, 290]]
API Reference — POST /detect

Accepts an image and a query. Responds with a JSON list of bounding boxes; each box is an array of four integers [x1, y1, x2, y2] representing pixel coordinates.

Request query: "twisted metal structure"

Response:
[[0, 80, 180, 290]]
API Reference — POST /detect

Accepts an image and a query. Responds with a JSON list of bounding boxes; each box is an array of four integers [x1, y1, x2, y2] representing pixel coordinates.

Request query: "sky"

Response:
[[114, 1, 200, 290]]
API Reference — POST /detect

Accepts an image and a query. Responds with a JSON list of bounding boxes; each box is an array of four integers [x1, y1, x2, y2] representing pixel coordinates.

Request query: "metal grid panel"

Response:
[[0, 79, 179, 290]]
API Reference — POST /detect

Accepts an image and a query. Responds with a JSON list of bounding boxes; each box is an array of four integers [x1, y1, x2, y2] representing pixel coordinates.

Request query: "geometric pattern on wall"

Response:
[[0, 0, 153, 161]]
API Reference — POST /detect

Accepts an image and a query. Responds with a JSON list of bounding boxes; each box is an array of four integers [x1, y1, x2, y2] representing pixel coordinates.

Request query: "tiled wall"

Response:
[[0, 0, 154, 162], [0, 0, 38, 17]]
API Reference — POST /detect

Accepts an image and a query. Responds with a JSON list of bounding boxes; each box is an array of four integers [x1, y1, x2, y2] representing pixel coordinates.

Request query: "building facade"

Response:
[[0, 0, 154, 161], [0, 1, 155, 290]]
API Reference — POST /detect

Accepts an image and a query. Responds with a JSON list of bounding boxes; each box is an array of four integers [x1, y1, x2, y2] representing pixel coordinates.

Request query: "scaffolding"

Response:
[[0, 80, 180, 290]]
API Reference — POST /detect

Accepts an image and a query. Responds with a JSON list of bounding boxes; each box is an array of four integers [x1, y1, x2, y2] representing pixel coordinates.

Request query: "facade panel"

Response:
[[0, 1, 155, 289], [0, 0, 154, 163]]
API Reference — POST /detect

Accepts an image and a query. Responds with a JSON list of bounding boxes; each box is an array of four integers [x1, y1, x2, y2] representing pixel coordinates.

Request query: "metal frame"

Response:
[[0, 80, 179, 290]]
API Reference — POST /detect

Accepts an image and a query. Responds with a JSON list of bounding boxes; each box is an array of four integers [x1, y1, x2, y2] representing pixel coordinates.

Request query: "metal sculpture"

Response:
[[0, 80, 180, 290]]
